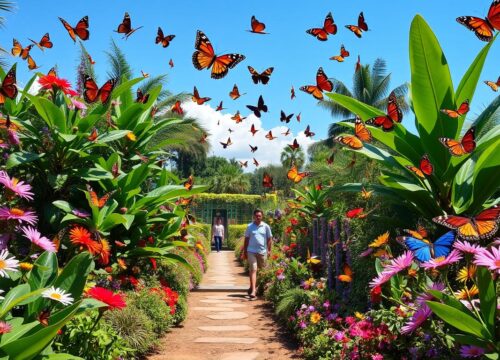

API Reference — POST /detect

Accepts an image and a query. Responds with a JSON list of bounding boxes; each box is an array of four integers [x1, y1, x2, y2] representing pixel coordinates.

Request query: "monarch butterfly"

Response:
[[176, 197, 192, 207], [169, 58, 174, 68], [330, 44, 350, 62], [229, 84, 245, 100], [183, 175, 194, 190], [246, 95, 268, 118], [248, 66, 274, 85], [345, 12, 369, 38], [433, 205, 500, 241], [215, 101, 225, 112], [485, 76, 500, 91], [253, 158, 259, 167], [115, 12, 143, 39], [26, 55, 40, 71], [248, 15, 269, 34], [337, 263, 353, 282], [135, 88, 149, 104], [366, 91, 402, 131], [334, 116, 372, 149], [296, 112, 301, 122], [0, 65, 18, 105], [192, 30, 245, 79], [262, 172, 274, 188], [83, 76, 116, 104], [140, 70, 149, 78], [287, 164, 309, 183], [300, 67, 333, 100], [250, 124, 258, 136], [171, 100, 183, 114], [456, 0, 500, 41], [87, 54, 96, 65], [346, 207, 364, 219], [265, 131, 277, 140], [155, 27, 175, 48], [46, 67, 57, 77], [38, 309, 51, 326], [86, 184, 113, 208], [239, 160, 248, 168], [441, 100, 470, 118], [400, 231, 455, 262], [282, 128, 291, 136], [406, 154, 434, 178], [11, 39, 33, 60], [361, 187, 373, 200], [192, 86, 211, 105], [288, 139, 300, 150], [439, 127, 476, 156], [306, 12, 337, 41], [280, 110, 294, 124], [249, 144, 258, 153], [220, 137, 232, 149], [87, 128, 98, 142], [29, 33, 53, 51], [59, 16, 89, 42], [231, 111, 246, 123], [290, 86, 296, 100]]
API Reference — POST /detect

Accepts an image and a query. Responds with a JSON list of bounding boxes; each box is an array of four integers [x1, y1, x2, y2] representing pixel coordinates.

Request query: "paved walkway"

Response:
[[149, 250, 298, 360]]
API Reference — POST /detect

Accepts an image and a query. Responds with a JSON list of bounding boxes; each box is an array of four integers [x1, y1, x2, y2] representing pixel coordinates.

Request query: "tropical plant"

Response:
[[205, 163, 251, 193], [280, 146, 305, 169]]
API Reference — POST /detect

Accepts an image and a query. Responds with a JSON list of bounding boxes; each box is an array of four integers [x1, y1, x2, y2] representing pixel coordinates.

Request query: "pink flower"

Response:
[[384, 251, 414, 276], [69, 98, 87, 110], [420, 249, 462, 270], [0, 171, 34, 200], [21, 226, 56, 252], [7, 129, 19, 145], [460, 345, 485, 358], [372, 354, 384, 360], [0, 321, 12, 334], [369, 271, 392, 288], [401, 305, 432, 334], [0, 207, 37, 225], [473, 246, 500, 274], [454, 240, 481, 255]]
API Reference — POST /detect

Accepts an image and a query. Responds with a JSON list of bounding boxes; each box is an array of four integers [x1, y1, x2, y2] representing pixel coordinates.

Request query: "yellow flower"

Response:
[[19, 262, 34, 271], [126, 132, 137, 141], [196, 243, 204, 251], [455, 285, 479, 300], [369, 232, 389, 248], [354, 311, 365, 320], [456, 265, 476, 283], [310, 312, 321, 324]]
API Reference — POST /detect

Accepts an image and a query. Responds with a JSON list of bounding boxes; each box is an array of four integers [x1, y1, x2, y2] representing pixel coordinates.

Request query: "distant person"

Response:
[[212, 217, 224, 252], [243, 209, 272, 299]]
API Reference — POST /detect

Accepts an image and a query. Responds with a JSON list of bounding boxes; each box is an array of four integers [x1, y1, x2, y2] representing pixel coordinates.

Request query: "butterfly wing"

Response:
[[260, 67, 274, 85], [387, 92, 403, 123], [229, 84, 240, 99], [192, 30, 215, 70], [473, 205, 500, 240], [316, 67, 333, 92], [323, 12, 337, 35], [433, 231, 455, 258], [358, 12, 368, 31], [83, 75, 99, 103], [306, 27, 328, 41], [27, 55, 40, 70], [457, 100, 470, 116], [461, 127, 476, 153], [262, 173, 273, 188], [117, 12, 131, 34], [248, 66, 260, 84], [354, 117, 372, 142], [0, 65, 18, 104], [11, 39, 22, 57], [211, 53, 245, 79], [403, 237, 431, 262], [345, 25, 363, 38], [250, 15, 266, 33], [487, 0, 500, 30], [74, 16, 89, 40], [59, 17, 76, 42], [433, 214, 478, 240], [366, 116, 394, 131], [98, 78, 116, 104], [334, 135, 363, 150], [406, 165, 425, 178], [420, 154, 434, 176], [456, 16, 494, 41]]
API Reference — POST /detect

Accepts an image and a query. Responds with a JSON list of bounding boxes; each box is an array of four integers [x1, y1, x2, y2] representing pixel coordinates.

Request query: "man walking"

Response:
[[243, 209, 272, 299]]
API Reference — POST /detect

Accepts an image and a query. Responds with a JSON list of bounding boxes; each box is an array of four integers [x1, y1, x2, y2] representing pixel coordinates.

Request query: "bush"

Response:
[[157, 260, 191, 297], [227, 224, 247, 249], [193, 223, 211, 243], [172, 294, 188, 324]]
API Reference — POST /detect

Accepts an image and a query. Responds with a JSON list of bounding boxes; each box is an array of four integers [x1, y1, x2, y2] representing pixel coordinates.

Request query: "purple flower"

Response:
[[369, 272, 393, 288], [72, 208, 91, 218], [323, 300, 330, 309], [333, 330, 345, 341], [299, 321, 307, 329], [384, 251, 414, 276], [473, 246, 500, 274], [371, 354, 383, 360], [420, 249, 462, 270], [308, 305, 315, 312], [416, 282, 445, 306], [401, 305, 432, 334], [7, 130, 19, 145], [460, 345, 485, 358], [326, 313, 338, 321], [454, 239, 481, 255], [0, 234, 12, 251], [21, 226, 56, 252], [0, 207, 37, 225]]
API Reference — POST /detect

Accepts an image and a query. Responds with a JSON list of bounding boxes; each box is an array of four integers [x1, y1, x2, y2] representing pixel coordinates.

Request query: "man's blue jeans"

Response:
[[214, 236, 223, 252]]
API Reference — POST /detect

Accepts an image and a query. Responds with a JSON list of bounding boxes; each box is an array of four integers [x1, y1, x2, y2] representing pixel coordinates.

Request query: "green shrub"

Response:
[[174, 248, 203, 285], [127, 288, 175, 335], [227, 224, 247, 249], [172, 294, 188, 324], [157, 260, 191, 296], [276, 288, 312, 320], [193, 223, 211, 242]]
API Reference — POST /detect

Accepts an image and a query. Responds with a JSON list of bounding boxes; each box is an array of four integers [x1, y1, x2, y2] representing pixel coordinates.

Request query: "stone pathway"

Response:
[[149, 250, 298, 360]]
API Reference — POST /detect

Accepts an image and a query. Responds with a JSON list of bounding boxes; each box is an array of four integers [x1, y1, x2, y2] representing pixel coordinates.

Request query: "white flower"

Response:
[[0, 249, 19, 278], [42, 286, 74, 305]]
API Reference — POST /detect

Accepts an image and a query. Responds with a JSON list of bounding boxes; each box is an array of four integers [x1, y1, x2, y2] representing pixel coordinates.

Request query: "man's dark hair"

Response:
[[253, 209, 263, 216]]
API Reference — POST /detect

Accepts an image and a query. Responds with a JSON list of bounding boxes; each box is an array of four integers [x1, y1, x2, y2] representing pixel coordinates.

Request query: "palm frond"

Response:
[[105, 39, 132, 83]]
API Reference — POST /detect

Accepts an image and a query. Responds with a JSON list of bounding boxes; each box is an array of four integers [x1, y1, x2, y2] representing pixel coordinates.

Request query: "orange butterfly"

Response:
[[239, 160, 248, 168], [250, 124, 258, 136], [59, 16, 89, 42], [229, 84, 245, 100], [262, 172, 274, 188], [249, 144, 258, 152], [220, 137, 233, 149], [282, 128, 291, 136], [171, 100, 183, 114], [176, 197, 192, 207], [86, 184, 113, 208], [441, 100, 470, 118], [406, 154, 434, 178], [253, 158, 259, 167], [361, 187, 373, 200], [287, 164, 310, 183], [330, 44, 350, 62], [231, 111, 246, 123], [192, 30, 245, 79], [248, 15, 269, 34], [29, 33, 53, 51], [485, 77, 500, 91], [216, 101, 226, 111], [169, 58, 174, 68], [26, 55, 40, 71], [192, 86, 211, 105], [136, 88, 149, 104], [87, 54, 96, 65], [366, 91, 402, 131], [156, 27, 175, 48], [290, 86, 296, 100], [265, 131, 277, 140], [288, 139, 300, 150], [300, 67, 333, 100], [11, 39, 33, 59], [355, 55, 361, 72], [337, 263, 353, 282], [47, 67, 57, 77], [248, 66, 274, 85], [115, 12, 143, 39], [457, 1, 500, 41], [88, 128, 98, 141], [141, 70, 149, 78], [306, 12, 337, 41], [439, 127, 476, 156], [403, 225, 429, 240], [334, 116, 372, 149], [184, 175, 194, 190], [304, 125, 315, 137], [83, 76, 116, 104], [38, 309, 51, 327], [345, 12, 368, 38]]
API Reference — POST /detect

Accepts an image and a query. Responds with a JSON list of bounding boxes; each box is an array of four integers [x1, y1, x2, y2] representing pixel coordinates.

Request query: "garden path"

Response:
[[149, 250, 299, 360]]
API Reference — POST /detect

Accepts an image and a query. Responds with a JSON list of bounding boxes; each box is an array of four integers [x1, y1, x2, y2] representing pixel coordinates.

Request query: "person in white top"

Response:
[[212, 217, 225, 252]]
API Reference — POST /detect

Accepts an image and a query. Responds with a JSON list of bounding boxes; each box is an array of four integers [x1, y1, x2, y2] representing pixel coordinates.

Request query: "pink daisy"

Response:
[[384, 251, 414, 276], [0, 207, 37, 225], [420, 249, 462, 270], [453, 239, 481, 255], [473, 246, 500, 274], [369, 271, 393, 288], [460, 345, 485, 358], [21, 226, 56, 252], [0, 171, 34, 200], [401, 305, 432, 334]]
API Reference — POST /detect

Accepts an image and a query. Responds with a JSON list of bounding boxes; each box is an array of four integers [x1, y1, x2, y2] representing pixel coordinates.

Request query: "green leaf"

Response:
[[53, 253, 93, 300], [36, 354, 84, 360], [6, 152, 44, 169], [451, 334, 491, 348], [27, 96, 67, 133], [51, 201, 72, 213], [0, 285, 45, 319], [476, 267, 496, 336], [451, 156, 476, 213], [27, 252, 58, 318], [97, 130, 131, 143]]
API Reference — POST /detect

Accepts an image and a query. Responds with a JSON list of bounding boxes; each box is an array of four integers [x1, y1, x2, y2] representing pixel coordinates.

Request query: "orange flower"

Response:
[[98, 238, 111, 265], [117, 258, 127, 270], [69, 226, 102, 255]]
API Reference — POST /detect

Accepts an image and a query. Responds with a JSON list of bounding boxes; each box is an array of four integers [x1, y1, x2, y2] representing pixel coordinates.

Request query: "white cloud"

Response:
[[183, 101, 316, 171]]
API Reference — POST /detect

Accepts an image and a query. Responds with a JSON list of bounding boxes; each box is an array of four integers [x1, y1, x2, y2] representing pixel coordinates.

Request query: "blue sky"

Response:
[[0, 0, 498, 166]]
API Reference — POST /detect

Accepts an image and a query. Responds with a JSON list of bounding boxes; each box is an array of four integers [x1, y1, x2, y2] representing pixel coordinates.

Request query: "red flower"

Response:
[[285, 226, 293, 234], [87, 286, 126, 310], [150, 258, 157, 270], [370, 286, 382, 303], [290, 218, 299, 226], [38, 75, 75, 95], [69, 226, 102, 255]]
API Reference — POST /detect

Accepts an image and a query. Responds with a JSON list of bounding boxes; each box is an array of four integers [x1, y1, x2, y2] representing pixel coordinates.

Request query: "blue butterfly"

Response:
[[401, 231, 455, 262]]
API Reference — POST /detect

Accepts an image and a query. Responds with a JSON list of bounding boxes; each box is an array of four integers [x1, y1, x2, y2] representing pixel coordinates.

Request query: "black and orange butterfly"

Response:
[[239, 160, 248, 168], [192, 86, 211, 105], [27, 56, 40, 71], [220, 137, 233, 149], [46, 67, 57, 77], [171, 100, 183, 114], [304, 125, 315, 137], [485, 76, 500, 91], [192, 30, 245, 79], [11, 39, 33, 59], [406, 154, 434, 178], [337, 263, 353, 282], [441, 100, 470, 118], [334, 116, 372, 149], [280, 111, 293, 124], [29, 33, 53, 51], [263, 172, 274, 188], [300, 67, 333, 100], [215, 101, 225, 111], [86, 184, 113, 208], [345, 12, 369, 38], [365, 91, 402, 131], [288, 139, 300, 150], [169, 58, 174, 68], [59, 16, 89, 42], [83, 76, 116, 104], [248, 15, 269, 34], [291, 86, 296, 100], [184, 175, 194, 190], [287, 164, 310, 183], [229, 84, 245, 100], [249, 144, 258, 152], [306, 12, 337, 41], [155, 27, 175, 48], [246, 95, 268, 118], [282, 128, 291, 136], [176, 197, 193, 207], [265, 131, 277, 140], [439, 127, 476, 156], [88, 128, 98, 141], [248, 66, 274, 85], [403, 225, 429, 240], [231, 111, 246, 123], [250, 124, 258, 136], [0, 65, 18, 105], [330, 44, 350, 62], [38, 308, 51, 327], [115, 12, 143, 39], [253, 158, 259, 167], [136, 89, 149, 104], [140, 70, 149, 78], [433, 205, 500, 241], [457, 1, 500, 42]]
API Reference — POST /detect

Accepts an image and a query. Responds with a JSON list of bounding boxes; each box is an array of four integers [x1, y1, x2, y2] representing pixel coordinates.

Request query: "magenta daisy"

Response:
[[473, 246, 500, 274], [0, 171, 34, 200], [416, 282, 445, 306], [460, 345, 485, 358], [384, 251, 414, 276], [0, 207, 37, 225], [420, 249, 462, 270], [453, 239, 481, 255], [21, 226, 56, 252], [369, 271, 393, 288], [401, 305, 432, 334]]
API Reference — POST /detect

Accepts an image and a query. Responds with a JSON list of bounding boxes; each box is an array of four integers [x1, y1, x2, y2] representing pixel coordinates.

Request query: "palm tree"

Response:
[[207, 164, 251, 193], [0, 1, 16, 69], [280, 147, 305, 169]]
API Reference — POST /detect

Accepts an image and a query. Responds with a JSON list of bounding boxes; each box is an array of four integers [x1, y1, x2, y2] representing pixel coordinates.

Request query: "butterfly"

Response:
[[265, 131, 277, 140], [156, 27, 175, 48], [88, 128, 98, 141], [192, 86, 211, 105], [184, 175, 194, 190], [306, 248, 321, 265], [46, 67, 57, 77], [304, 125, 315, 137], [28, 33, 53, 51], [439, 127, 476, 156], [330, 44, 350, 62], [246, 95, 268, 118], [38, 308, 51, 327], [296, 113, 301, 122], [200, 133, 208, 143], [248, 66, 274, 85], [136, 88, 149, 104], [337, 263, 353, 282], [287, 164, 309, 183], [249, 144, 258, 152], [250, 124, 258, 136], [403, 226, 429, 240], [215, 101, 226, 111], [176, 197, 193, 207], [169, 58, 174, 68], [192, 30, 245, 79], [59, 16, 89, 42], [228, 128, 233, 133], [141, 70, 149, 78], [26, 55, 40, 71], [86, 184, 113, 208], [291, 86, 296, 100], [87, 54, 96, 65], [456, 1, 500, 42], [248, 15, 269, 34], [11, 39, 33, 59], [346, 207, 364, 219], [83, 76, 116, 104], [111, 162, 120, 178], [345, 12, 369, 38], [433, 205, 500, 241], [485, 76, 500, 91], [401, 231, 455, 262], [231, 111, 246, 123], [0, 65, 18, 105], [361, 187, 373, 200], [171, 100, 183, 114], [282, 128, 291, 136], [115, 12, 143, 39], [229, 84, 245, 100], [262, 172, 274, 188], [441, 100, 470, 118], [355, 55, 362, 72], [239, 160, 248, 168], [365, 91, 402, 131], [253, 158, 259, 167], [280, 110, 294, 123], [288, 139, 300, 150], [326, 153, 334, 165], [220, 137, 233, 149], [306, 12, 337, 41], [300, 67, 333, 100], [406, 154, 434, 178], [334, 116, 372, 149]]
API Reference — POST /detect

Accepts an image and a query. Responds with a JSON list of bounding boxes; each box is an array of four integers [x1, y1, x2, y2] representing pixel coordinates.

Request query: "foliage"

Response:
[[280, 147, 305, 169], [227, 224, 247, 250], [126, 287, 174, 334]]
